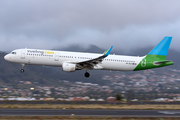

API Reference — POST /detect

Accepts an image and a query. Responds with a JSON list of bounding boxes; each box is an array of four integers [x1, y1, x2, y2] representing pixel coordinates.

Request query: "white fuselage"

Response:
[[4, 49, 144, 71]]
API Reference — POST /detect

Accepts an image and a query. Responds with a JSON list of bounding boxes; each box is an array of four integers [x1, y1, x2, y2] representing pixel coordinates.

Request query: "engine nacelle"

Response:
[[62, 63, 76, 72]]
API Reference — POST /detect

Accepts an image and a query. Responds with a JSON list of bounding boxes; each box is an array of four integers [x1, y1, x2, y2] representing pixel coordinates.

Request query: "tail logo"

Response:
[[141, 59, 146, 67]]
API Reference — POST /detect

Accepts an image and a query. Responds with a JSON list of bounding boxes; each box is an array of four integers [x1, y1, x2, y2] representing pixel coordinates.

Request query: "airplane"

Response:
[[4, 36, 173, 78]]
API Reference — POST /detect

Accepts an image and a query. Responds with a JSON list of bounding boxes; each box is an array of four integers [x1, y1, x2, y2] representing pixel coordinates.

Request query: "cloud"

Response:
[[60, 20, 180, 52], [0, 0, 180, 52]]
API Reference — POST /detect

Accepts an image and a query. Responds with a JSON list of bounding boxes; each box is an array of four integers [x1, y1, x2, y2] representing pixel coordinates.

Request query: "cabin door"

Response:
[[21, 50, 26, 59], [54, 52, 59, 61]]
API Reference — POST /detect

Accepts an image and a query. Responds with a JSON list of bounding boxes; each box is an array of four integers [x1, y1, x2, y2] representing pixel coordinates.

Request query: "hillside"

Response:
[[0, 45, 179, 86]]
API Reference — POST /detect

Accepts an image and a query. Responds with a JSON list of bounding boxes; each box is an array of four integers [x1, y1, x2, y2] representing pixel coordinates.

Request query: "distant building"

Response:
[[97, 99, 104, 101], [107, 97, 116, 101], [72, 97, 83, 101]]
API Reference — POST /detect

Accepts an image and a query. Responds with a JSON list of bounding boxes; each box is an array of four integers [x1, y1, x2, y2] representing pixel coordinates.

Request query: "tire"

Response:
[[84, 72, 90, 78], [21, 69, 24, 73]]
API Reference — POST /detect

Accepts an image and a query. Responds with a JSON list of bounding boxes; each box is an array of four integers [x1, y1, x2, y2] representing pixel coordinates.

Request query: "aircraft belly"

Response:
[[26, 57, 61, 66], [102, 62, 137, 71]]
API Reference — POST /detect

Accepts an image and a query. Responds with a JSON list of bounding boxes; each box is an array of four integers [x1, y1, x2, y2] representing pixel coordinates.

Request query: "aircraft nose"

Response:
[[4, 54, 10, 61]]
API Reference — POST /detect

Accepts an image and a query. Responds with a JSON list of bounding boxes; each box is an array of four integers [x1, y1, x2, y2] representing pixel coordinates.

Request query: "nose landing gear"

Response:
[[21, 64, 25, 73], [21, 69, 24, 73]]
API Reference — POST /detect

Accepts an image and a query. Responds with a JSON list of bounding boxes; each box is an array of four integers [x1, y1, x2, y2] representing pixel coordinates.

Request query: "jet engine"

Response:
[[62, 63, 76, 72]]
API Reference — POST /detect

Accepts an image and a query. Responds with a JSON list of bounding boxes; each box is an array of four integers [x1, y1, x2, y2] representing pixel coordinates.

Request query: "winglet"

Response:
[[103, 46, 113, 57]]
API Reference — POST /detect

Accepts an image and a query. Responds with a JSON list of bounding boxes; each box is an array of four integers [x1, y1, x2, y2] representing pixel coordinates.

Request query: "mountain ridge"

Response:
[[0, 45, 179, 86]]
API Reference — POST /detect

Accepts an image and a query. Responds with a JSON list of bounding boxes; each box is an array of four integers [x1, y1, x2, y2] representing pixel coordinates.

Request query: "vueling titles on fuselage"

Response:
[[4, 36, 173, 78], [27, 50, 54, 55]]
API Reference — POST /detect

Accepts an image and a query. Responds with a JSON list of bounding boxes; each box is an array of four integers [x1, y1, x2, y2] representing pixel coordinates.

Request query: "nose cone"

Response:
[[4, 54, 9, 61]]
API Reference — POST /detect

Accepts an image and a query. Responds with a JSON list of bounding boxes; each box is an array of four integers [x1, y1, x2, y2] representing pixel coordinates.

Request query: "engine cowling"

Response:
[[62, 63, 76, 72]]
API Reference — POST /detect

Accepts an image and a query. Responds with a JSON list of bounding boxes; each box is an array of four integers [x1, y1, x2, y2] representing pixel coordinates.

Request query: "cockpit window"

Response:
[[11, 52, 16, 54]]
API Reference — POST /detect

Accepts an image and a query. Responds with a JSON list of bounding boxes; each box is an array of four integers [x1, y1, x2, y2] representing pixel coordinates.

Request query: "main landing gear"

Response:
[[21, 64, 25, 73], [84, 71, 90, 78]]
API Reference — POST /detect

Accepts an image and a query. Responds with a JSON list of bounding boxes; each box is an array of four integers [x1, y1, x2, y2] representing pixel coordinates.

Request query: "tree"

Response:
[[116, 94, 122, 101]]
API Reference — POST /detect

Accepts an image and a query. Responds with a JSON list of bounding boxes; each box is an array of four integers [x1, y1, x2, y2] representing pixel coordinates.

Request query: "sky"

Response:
[[0, 0, 180, 52]]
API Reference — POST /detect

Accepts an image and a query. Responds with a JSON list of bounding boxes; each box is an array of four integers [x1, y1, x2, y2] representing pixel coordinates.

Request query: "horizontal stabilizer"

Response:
[[153, 60, 172, 65]]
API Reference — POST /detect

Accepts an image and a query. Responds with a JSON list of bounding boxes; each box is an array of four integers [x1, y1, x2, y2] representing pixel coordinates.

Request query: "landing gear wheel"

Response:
[[21, 69, 24, 73], [84, 72, 90, 78], [21, 64, 25, 73]]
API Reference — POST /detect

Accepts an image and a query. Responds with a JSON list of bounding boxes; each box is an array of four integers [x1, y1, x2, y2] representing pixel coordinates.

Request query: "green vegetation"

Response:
[[116, 94, 122, 101]]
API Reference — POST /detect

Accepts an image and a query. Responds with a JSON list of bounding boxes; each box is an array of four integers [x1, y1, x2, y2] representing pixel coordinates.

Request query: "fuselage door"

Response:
[[54, 52, 59, 61], [21, 50, 26, 59]]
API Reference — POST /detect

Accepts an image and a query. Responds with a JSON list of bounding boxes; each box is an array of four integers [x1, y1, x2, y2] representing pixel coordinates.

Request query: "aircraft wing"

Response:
[[73, 46, 113, 70]]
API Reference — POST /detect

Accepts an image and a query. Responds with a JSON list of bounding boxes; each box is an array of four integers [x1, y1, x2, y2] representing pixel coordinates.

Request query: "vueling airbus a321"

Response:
[[4, 36, 173, 78]]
